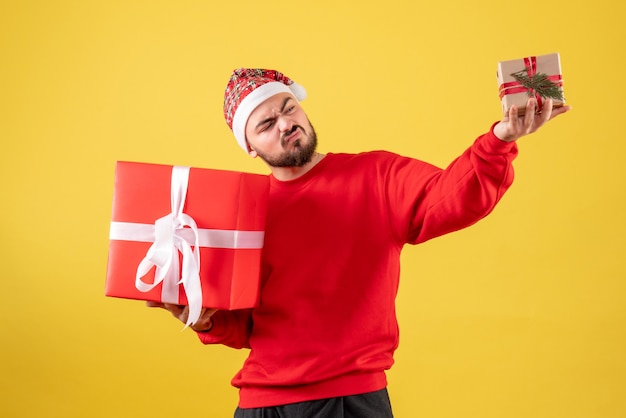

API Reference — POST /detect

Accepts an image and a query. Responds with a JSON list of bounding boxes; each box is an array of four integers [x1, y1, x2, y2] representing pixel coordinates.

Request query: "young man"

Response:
[[148, 68, 570, 417]]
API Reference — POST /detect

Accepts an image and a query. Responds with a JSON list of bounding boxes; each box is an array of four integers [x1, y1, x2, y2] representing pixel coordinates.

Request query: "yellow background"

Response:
[[1, 0, 624, 417]]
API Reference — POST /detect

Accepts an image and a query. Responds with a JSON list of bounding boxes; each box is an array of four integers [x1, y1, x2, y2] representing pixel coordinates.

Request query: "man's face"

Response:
[[244, 92, 317, 167]]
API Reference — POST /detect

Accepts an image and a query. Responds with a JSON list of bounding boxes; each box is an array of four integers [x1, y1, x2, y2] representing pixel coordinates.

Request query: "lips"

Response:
[[282, 127, 302, 145]]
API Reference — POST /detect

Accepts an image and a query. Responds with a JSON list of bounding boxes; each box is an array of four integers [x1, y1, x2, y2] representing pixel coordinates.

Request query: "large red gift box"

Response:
[[105, 161, 269, 322]]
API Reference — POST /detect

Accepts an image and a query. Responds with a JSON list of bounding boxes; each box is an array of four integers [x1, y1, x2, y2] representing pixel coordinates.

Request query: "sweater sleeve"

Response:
[[390, 124, 518, 245], [195, 309, 253, 349]]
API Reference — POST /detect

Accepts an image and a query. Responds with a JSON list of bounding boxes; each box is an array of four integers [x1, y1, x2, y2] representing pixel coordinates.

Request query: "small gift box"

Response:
[[497, 52, 565, 116], [105, 161, 269, 326]]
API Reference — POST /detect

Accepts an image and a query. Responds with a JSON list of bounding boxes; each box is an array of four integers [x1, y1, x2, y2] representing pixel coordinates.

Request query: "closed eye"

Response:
[[257, 118, 275, 132], [254, 97, 296, 132]]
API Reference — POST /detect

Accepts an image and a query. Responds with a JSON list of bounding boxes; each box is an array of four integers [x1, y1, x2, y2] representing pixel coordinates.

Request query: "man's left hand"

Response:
[[494, 98, 571, 142]]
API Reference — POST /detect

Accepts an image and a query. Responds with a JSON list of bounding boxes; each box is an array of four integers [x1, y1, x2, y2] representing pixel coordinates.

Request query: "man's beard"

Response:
[[255, 121, 318, 168]]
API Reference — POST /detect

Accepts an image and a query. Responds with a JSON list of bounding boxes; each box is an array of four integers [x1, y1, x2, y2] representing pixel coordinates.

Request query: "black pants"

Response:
[[234, 388, 394, 418]]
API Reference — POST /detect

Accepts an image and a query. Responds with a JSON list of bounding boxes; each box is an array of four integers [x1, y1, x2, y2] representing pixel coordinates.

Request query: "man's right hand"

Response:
[[146, 301, 217, 332]]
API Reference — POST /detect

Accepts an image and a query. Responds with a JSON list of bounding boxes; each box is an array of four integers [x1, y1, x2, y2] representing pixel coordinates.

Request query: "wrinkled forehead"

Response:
[[247, 93, 296, 122]]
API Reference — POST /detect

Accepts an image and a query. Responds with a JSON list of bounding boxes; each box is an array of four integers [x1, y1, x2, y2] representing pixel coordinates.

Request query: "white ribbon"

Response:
[[110, 222, 265, 249], [138, 166, 201, 328], [109, 166, 265, 329]]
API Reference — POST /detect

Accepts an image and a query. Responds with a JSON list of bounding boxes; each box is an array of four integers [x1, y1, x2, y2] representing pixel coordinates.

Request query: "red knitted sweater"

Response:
[[198, 127, 518, 408]]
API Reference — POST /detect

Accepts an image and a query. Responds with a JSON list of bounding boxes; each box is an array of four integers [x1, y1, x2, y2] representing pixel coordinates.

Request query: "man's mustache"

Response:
[[280, 125, 305, 144]]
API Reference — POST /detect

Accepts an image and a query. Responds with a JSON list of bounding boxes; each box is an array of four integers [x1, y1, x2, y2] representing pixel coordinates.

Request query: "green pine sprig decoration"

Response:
[[510, 69, 564, 101]]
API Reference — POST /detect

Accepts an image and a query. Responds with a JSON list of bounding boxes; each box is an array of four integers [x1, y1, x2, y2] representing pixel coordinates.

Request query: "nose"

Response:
[[277, 115, 294, 133]]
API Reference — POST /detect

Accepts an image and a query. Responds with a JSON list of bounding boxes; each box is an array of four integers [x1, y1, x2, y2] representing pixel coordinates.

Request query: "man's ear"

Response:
[[246, 143, 258, 158]]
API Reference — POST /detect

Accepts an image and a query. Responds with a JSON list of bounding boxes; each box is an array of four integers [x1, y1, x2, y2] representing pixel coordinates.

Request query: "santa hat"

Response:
[[223, 68, 307, 152]]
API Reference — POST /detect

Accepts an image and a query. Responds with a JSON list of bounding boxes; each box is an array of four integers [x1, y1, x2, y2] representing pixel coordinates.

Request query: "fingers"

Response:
[[548, 104, 571, 119], [499, 100, 534, 141], [146, 301, 218, 329], [507, 104, 518, 121], [163, 303, 193, 325], [190, 308, 218, 332], [194, 307, 218, 325], [536, 99, 553, 127], [522, 98, 537, 128], [495, 97, 569, 142], [522, 97, 555, 135], [202, 308, 218, 316], [165, 304, 217, 327], [145, 301, 187, 319], [163, 303, 187, 320]]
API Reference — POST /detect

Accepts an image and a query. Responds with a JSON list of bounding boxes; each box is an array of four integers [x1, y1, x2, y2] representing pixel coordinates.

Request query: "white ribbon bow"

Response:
[[135, 166, 203, 328]]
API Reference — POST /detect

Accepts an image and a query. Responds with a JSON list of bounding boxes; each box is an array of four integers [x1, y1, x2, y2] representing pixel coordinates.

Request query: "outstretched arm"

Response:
[[398, 97, 570, 244]]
